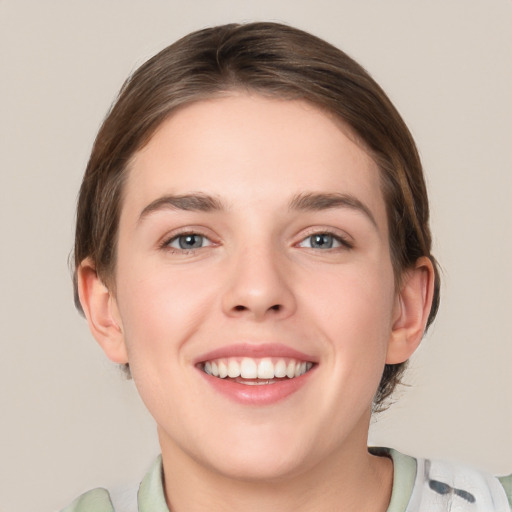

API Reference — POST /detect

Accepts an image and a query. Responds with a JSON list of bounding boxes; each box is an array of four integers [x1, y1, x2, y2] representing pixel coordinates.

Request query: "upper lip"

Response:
[[194, 343, 318, 364]]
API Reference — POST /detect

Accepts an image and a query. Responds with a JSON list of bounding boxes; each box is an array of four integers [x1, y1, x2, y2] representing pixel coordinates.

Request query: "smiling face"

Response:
[[84, 94, 417, 480]]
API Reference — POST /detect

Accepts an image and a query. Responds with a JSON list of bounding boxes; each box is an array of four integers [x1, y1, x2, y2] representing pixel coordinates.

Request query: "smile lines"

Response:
[[201, 357, 314, 381]]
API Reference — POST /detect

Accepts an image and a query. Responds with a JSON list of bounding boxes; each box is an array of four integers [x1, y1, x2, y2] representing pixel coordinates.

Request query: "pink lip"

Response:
[[194, 343, 317, 406], [194, 343, 317, 364]]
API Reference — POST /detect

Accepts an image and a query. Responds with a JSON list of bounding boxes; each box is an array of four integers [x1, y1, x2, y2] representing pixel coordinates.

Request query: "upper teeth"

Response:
[[202, 357, 313, 379]]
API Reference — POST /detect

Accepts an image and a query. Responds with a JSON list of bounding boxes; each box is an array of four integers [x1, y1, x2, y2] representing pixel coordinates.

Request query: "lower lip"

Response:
[[198, 368, 315, 405]]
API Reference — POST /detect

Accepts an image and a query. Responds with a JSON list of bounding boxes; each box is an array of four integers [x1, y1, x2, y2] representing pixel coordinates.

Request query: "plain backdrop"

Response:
[[0, 1, 511, 511]]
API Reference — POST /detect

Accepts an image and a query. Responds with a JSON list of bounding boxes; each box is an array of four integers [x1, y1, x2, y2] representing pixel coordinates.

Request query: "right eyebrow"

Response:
[[138, 193, 225, 223]]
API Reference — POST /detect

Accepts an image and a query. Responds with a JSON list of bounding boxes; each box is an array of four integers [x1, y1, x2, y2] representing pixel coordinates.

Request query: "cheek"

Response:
[[305, 261, 395, 333], [303, 261, 396, 380], [113, 265, 222, 422], [115, 261, 221, 365]]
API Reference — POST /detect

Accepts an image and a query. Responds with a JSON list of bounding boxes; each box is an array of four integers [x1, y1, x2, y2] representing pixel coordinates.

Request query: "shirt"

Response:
[[61, 448, 512, 512]]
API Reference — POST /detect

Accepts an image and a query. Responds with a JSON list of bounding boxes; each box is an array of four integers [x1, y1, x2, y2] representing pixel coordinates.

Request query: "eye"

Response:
[[166, 233, 212, 251], [298, 232, 349, 250]]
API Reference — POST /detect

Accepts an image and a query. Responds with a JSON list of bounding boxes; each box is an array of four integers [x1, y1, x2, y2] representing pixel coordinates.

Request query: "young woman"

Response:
[[65, 22, 511, 512]]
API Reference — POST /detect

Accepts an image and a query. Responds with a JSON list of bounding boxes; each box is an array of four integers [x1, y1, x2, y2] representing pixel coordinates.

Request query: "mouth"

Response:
[[199, 357, 314, 385]]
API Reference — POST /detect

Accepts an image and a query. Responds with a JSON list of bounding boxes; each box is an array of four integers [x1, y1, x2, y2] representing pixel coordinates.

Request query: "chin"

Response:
[[205, 446, 311, 483], [191, 424, 321, 483]]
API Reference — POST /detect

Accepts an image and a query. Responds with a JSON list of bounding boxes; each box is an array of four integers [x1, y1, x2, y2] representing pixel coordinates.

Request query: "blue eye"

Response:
[[299, 233, 346, 249], [167, 233, 212, 250]]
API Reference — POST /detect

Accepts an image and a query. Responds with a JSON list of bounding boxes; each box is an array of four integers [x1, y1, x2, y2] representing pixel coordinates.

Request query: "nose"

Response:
[[221, 245, 297, 321]]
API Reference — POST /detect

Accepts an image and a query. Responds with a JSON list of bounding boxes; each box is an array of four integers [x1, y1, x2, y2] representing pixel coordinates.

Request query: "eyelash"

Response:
[[160, 231, 215, 254], [297, 230, 353, 251]]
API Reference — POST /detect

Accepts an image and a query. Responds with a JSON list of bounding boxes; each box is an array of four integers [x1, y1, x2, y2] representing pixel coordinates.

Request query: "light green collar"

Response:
[[138, 455, 169, 511], [137, 449, 417, 512]]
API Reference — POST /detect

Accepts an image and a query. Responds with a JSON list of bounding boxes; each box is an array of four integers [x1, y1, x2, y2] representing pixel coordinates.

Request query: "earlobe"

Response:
[[386, 257, 435, 364], [77, 258, 129, 364]]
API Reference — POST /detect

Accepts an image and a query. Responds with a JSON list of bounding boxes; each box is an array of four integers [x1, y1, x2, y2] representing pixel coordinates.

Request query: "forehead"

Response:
[[125, 94, 387, 229]]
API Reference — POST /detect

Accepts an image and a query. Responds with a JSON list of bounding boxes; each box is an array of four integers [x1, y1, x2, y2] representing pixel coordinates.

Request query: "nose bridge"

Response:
[[222, 239, 296, 320]]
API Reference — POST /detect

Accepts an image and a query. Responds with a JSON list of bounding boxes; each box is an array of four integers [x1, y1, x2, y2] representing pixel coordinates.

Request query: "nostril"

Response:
[[232, 304, 281, 313]]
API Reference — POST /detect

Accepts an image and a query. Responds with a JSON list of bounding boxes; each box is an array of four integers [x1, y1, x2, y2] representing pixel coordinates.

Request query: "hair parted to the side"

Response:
[[73, 22, 440, 412]]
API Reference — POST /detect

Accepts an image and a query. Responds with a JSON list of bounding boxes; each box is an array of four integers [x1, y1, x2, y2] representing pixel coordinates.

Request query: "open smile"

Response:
[[200, 357, 314, 384], [196, 348, 317, 404]]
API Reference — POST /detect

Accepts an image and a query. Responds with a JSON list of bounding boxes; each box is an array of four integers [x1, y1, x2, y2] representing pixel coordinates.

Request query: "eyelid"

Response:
[[168, 233, 213, 250], [158, 227, 219, 252], [295, 227, 354, 249]]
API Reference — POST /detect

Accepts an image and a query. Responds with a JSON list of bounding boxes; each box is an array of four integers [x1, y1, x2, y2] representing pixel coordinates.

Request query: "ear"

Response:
[[386, 257, 435, 364], [77, 258, 128, 364]]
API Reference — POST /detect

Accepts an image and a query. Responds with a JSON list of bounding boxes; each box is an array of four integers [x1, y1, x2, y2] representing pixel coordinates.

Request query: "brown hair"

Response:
[[74, 22, 440, 411]]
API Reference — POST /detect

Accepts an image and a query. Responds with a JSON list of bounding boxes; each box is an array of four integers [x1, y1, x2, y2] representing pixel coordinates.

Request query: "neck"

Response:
[[158, 425, 393, 512]]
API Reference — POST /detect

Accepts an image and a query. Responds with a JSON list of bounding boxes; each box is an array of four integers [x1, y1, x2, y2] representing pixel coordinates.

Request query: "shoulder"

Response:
[[378, 448, 512, 512], [410, 456, 511, 511], [499, 474, 512, 507], [60, 488, 114, 512], [60, 483, 141, 512], [60, 455, 167, 512]]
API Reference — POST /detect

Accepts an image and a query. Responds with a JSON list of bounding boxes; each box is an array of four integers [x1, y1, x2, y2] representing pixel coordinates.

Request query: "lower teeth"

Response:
[[234, 378, 277, 386]]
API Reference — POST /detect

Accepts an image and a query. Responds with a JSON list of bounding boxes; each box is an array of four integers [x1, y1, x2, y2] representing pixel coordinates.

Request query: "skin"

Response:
[[79, 94, 434, 511]]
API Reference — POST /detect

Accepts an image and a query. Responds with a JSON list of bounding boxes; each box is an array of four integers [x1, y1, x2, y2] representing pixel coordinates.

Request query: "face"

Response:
[[112, 94, 399, 480]]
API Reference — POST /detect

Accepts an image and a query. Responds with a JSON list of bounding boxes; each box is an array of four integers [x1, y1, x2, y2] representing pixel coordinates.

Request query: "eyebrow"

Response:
[[138, 191, 377, 228], [288, 192, 377, 228], [138, 193, 225, 222]]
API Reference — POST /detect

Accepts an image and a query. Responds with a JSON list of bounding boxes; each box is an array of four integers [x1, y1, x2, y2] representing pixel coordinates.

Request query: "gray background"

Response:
[[0, 1, 511, 511]]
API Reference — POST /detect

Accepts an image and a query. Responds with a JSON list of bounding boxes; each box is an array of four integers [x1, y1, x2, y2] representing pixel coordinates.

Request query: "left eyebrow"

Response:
[[289, 192, 377, 228]]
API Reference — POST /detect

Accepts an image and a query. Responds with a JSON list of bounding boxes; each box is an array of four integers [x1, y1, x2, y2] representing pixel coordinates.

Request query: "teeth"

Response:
[[286, 360, 295, 378], [228, 359, 240, 378], [257, 358, 274, 379], [202, 357, 313, 380], [218, 360, 228, 378], [240, 358, 257, 378], [274, 359, 287, 378], [237, 379, 276, 386]]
